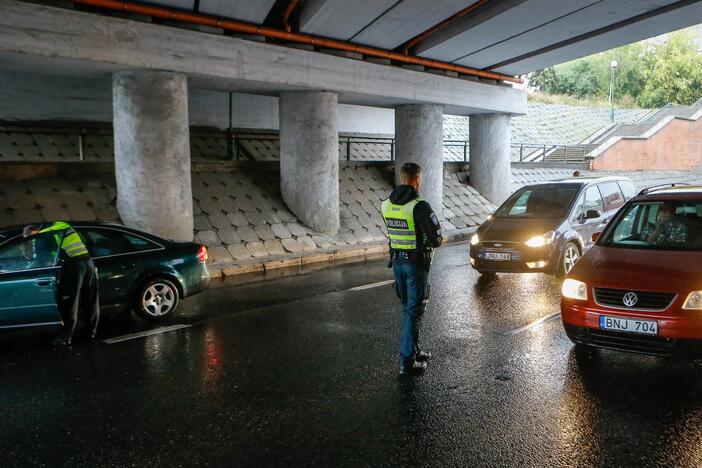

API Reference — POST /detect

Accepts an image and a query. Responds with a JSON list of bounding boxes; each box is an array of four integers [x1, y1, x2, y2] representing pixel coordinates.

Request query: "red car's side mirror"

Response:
[[592, 232, 602, 243]]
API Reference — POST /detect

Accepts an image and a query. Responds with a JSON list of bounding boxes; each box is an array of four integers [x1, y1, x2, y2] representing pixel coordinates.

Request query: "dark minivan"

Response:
[[469, 176, 636, 276]]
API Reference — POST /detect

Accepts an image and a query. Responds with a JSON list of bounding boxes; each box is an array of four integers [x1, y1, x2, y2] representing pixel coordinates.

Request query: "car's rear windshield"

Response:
[[495, 185, 580, 219], [601, 200, 702, 251]]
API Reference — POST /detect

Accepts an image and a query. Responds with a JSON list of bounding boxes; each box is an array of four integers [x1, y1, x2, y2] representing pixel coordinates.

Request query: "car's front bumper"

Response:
[[563, 324, 702, 357], [562, 300, 702, 356]]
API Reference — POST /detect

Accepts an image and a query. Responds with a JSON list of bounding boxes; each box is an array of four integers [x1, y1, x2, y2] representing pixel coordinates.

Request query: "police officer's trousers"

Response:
[[61, 256, 100, 343], [392, 258, 428, 369]]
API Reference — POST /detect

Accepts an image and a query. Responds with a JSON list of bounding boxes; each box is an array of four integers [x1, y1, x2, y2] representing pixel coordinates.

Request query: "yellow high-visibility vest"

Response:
[[39, 221, 89, 258], [381, 198, 421, 250]]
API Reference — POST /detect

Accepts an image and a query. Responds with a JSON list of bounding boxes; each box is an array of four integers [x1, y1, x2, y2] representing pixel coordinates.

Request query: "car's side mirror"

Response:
[[585, 209, 602, 220], [591, 231, 602, 243]]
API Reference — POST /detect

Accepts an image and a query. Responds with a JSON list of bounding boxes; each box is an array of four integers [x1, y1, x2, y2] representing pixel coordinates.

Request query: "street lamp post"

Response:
[[609, 59, 618, 122]]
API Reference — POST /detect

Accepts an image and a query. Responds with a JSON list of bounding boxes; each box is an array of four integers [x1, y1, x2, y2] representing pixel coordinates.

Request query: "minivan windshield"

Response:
[[495, 185, 580, 219], [601, 200, 702, 251]]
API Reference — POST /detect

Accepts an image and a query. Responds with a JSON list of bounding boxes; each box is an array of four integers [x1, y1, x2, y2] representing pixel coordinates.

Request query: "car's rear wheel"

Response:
[[558, 242, 581, 277], [134, 278, 179, 322]]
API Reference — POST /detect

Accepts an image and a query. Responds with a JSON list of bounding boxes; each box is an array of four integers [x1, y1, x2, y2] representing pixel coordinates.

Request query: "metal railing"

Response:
[[636, 103, 673, 125], [340, 136, 396, 162], [0, 124, 592, 164], [0, 124, 113, 162]]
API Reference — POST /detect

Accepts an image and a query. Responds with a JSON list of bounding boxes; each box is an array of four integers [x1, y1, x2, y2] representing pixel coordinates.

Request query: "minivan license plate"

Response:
[[484, 252, 511, 261], [599, 316, 658, 335]]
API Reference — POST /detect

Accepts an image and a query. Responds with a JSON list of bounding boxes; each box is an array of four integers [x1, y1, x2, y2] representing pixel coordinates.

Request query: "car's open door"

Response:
[[0, 232, 63, 329]]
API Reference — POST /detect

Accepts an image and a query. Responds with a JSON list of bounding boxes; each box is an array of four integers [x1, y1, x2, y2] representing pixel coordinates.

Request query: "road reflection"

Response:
[[202, 326, 224, 390], [557, 346, 702, 466]]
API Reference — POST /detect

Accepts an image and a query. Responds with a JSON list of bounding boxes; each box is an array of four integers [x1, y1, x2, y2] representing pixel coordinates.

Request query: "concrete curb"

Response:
[[209, 229, 474, 278]]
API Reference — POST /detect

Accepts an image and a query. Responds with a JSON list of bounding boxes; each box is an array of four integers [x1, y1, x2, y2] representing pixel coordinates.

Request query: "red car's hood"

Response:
[[570, 245, 702, 292]]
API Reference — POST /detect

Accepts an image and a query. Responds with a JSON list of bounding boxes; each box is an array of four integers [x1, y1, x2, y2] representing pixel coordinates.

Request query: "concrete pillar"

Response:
[[394, 104, 444, 218], [469, 113, 512, 205], [279, 91, 339, 234], [112, 71, 193, 241]]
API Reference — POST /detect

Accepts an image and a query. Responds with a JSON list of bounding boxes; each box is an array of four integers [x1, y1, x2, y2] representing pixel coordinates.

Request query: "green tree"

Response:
[[528, 31, 702, 107], [638, 32, 702, 107]]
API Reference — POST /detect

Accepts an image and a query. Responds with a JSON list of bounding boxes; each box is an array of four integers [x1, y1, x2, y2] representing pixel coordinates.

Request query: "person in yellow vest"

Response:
[[24, 221, 99, 345], [381, 163, 442, 375]]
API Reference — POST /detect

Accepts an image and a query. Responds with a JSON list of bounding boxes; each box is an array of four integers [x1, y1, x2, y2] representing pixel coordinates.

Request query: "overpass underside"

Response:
[[0, 1, 528, 241], [4, 0, 701, 242]]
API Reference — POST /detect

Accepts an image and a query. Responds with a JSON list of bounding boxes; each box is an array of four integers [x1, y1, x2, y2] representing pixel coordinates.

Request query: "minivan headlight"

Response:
[[470, 234, 480, 246], [525, 231, 556, 248], [562, 279, 587, 301], [683, 291, 702, 310]]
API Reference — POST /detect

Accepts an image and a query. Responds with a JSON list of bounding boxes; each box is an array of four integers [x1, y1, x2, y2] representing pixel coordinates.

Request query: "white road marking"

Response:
[[350, 279, 395, 291], [102, 324, 191, 344], [504, 312, 561, 335]]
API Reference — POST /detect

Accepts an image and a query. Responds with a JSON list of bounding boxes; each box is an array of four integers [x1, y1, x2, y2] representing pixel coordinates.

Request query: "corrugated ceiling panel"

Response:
[[351, 0, 479, 50], [144, 0, 195, 9], [198, 0, 277, 24], [299, 0, 398, 41]]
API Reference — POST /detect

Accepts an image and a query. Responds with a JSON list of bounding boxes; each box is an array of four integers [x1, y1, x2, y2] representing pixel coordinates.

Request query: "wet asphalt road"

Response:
[[3, 244, 702, 467]]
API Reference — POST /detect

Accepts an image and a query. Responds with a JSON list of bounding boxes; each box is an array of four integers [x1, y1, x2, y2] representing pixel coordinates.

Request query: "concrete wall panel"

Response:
[[593, 117, 702, 171], [0, 71, 394, 133]]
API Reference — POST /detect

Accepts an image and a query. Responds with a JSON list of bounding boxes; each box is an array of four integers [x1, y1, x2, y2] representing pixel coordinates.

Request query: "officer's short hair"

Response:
[[400, 163, 422, 182]]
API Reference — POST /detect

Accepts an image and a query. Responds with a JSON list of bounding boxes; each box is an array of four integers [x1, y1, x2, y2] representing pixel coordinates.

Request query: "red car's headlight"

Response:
[[562, 279, 587, 301], [683, 291, 702, 310]]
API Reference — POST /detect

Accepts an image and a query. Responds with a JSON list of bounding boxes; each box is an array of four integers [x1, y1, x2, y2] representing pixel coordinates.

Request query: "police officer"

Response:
[[381, 162, 442, 375], [24, 221, 99, 345]]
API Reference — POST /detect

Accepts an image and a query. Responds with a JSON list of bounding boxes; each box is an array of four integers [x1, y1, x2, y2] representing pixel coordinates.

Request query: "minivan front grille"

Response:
[[593, 287, 676, 312]]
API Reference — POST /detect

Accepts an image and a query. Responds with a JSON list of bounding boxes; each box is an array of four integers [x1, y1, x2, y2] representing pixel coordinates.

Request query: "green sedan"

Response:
[[0, 222, 210, 329]]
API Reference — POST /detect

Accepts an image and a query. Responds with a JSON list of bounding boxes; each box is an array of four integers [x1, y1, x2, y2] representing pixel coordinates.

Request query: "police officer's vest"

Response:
[[381, 198, 421, 250], [39, 221, 89, 258]]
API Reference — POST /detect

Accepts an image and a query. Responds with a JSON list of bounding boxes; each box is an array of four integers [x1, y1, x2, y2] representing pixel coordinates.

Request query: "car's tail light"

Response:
[[197, 244, 209, 263]]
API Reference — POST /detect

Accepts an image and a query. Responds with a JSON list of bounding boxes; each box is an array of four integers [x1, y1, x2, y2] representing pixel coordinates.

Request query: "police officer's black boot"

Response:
[[399, 360, 427, 375], [52, 335, 71, 347]]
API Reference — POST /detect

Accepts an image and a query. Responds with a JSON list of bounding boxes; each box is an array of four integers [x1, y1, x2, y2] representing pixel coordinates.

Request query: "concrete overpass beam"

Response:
[[469, 113, 512, 206], [112, 71, 194, 241], [279, 91, 339, 235], [394, 104, 444, 218]]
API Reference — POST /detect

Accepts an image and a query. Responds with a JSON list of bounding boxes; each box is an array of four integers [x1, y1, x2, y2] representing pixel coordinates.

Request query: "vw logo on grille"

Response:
[[623, 292, 638, 307]]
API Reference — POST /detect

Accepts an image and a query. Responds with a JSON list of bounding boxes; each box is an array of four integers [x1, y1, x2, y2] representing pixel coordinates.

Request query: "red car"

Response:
[[561, 185, 702, 355]]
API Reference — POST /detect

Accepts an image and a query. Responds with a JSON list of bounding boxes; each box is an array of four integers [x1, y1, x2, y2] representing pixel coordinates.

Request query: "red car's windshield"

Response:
[[601, 200, 702, 251]]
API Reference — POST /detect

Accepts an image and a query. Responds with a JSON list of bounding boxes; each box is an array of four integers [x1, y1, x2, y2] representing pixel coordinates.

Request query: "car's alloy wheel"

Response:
[[135, 279, 179, 321], [563, 243, 580, 274]]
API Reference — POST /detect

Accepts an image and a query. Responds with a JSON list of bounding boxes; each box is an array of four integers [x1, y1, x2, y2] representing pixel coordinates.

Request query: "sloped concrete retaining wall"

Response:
[[0, 161, 494, 276], [3, 162, 700, 277]]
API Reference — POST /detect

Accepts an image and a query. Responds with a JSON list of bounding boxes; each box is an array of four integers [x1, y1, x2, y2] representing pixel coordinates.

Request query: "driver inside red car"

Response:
[[641, 203, 690, 244]]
